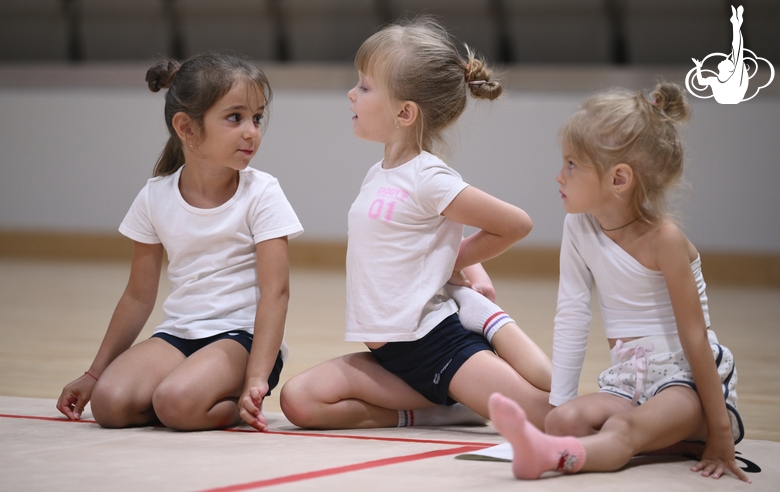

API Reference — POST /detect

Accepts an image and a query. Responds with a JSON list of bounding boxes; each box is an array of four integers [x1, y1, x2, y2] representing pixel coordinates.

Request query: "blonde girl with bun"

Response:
[[488, 82, 749, 483], [281, 17, 552, 430]]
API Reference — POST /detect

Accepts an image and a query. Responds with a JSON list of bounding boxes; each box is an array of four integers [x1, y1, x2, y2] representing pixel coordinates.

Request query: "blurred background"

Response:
[[1, 0, 779, 282], [2, 0, 779, 65]]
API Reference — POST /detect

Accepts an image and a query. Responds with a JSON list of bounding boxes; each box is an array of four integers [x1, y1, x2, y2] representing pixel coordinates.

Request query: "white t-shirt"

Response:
[[119, 166, 303, 344], [345, 152, 469, 342], [551, 213, 711, 406]]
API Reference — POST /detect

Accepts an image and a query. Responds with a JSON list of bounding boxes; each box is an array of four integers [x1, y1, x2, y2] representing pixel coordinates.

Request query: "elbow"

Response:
[[261, 283, 290, 305], [510, 210, 533, 243]]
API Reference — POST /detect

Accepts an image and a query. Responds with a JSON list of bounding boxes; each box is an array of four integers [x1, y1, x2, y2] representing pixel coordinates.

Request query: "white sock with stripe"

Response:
[[444, 284, 514, 343]]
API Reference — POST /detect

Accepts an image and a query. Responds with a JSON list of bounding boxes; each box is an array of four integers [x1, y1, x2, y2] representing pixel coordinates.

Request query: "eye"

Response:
[[359, 84, 368, 92], [253, 113, 264, 124], [227, 113, 241, 123], [568, 160, 576, 169]]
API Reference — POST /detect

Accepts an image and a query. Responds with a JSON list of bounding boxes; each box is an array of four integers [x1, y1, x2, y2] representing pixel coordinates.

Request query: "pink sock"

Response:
[[444, 284, 514, 343], [488, 393, 586, 479]]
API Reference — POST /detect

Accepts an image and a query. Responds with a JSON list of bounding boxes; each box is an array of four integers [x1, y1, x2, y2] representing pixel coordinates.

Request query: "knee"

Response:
[[90, 380, 136, 428], [544, 404, 594, 436], [601, 412, 634, 438], [152, 380, 197, 430], [280, 375, 321, 429]]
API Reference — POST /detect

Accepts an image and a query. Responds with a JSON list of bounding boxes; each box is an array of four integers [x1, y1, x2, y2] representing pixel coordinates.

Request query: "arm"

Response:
[[459, 262, 496, 302], [239, 237, 291, 432], [655, 225, 749, 483], [56, 241, 163, 420], [447, 259, 497, 302], [550, 216, 593, 406], [441, 186, 532, 271]]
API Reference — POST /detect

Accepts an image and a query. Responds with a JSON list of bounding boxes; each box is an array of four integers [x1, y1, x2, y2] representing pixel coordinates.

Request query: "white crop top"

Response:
[[550, 213, 710, 406]]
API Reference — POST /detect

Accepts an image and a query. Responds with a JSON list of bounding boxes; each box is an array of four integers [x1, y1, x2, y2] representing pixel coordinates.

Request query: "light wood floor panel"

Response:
[[1, 258, 778, 442]]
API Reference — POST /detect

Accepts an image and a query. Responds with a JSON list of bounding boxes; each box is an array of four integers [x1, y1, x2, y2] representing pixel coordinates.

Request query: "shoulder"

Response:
[[241, 166, 278, 186], [144, 173, 173, 189], [563, 213, 598, 236], [564, 213, 591, 228], [241, 167, 288, 197], [650, 220, 691, 253], [416, 152, 462, 180], [132, 174, 174, 204], [140, 170, 179, 199], [648, 219, 697, 270]]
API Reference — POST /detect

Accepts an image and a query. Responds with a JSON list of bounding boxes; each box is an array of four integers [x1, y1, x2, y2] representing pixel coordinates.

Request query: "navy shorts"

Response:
[[369, 314, 493, 406], [152, 330, 284, 396]]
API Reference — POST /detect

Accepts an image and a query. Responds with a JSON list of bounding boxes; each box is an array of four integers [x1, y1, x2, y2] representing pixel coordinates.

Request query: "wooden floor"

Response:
[[1, 258, 779, 490]]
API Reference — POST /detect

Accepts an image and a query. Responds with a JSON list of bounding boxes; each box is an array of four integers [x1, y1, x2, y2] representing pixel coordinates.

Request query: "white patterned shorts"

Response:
[[598, 330, 743, 443]]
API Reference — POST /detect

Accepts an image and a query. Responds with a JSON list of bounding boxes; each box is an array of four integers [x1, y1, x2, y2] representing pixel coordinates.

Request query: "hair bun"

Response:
[[145, 59, 181, 92], [650, 82, 690, 123], [464, 47, 502, 101]]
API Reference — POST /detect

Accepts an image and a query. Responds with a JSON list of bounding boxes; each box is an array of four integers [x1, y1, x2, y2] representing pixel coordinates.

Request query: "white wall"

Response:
[[1, 69, 779, 254]]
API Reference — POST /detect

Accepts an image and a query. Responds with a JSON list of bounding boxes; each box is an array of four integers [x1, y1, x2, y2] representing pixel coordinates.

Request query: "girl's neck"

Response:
[[592, 205, 641, 237], [381, 140, 421, 169], [179, 162, 240, 209]]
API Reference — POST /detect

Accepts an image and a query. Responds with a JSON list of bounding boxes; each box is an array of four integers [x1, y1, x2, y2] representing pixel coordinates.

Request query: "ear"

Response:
[[396, 101, 419, 128], [611, 163, 634, 192], [172, 112, 197, 143]]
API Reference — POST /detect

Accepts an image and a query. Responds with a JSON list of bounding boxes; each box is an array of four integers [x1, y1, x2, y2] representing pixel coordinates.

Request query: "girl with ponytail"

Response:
[[281, 17, 552, 431], [56, 52, 303, 432], [488, 83, 749, 483]]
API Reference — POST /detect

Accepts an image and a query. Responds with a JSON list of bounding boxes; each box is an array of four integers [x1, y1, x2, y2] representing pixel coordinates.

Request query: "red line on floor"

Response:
[[0, 413, 97, 424], [197, 445, 487, 492], [233, 428, 497, 447], [0, 412, 498, 447]]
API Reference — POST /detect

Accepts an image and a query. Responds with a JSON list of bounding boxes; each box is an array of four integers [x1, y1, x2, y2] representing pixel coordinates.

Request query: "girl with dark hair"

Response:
[[56, 52, 302, 432]]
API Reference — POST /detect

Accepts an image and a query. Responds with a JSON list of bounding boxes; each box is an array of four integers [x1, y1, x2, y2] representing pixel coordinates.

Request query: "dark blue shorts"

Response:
[[152, 330, 284, 396], [369, 314, 493, 406]]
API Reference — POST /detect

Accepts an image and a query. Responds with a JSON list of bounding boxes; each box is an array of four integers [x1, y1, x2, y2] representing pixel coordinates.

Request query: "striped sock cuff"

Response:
[[482, 312, 514, 342], [398, 410, 415, 427]]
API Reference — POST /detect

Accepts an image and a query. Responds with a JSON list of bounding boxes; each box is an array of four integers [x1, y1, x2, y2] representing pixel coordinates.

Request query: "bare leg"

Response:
[[445, 284, 551, 391], [280, 352, 436, 429], [547, 390, 707, 459], [448, 351, 551, 429], [489, 393, 585, 479], [152, 338, 250, 430], [545, 392, 634, 437], [578, 387, 707, 471], [91, 337, 185, 428], [489, 387, 707, 479], [491, 326, 551, 392]]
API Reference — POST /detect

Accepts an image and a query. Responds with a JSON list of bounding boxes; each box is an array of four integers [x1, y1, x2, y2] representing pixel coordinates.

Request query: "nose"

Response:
[[348, 86, 356, 102], [244, 122, 260, 140], [556, 169, 564, 184]]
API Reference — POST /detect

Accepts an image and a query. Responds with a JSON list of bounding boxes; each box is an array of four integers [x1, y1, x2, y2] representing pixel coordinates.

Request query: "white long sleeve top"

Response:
[[551, 213, 710, 406]]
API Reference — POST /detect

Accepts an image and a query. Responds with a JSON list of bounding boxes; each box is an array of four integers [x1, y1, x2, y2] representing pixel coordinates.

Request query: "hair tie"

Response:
[[468, 80, 486, 86]]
